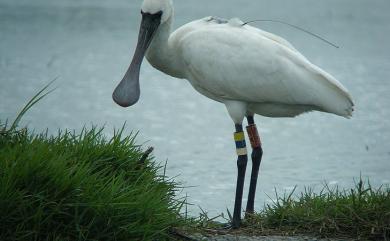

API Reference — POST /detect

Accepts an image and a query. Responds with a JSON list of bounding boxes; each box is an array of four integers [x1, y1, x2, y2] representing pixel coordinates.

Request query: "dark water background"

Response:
[[1, 0, 389, 216]]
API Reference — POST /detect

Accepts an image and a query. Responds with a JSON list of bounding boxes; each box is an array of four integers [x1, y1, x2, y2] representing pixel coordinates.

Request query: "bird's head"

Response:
[[142, 0, 173, 24], [112, 0, 173, 107]]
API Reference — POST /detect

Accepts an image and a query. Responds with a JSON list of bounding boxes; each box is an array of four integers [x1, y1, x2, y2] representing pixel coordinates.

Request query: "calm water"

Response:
[[1, 0, 389, 217]]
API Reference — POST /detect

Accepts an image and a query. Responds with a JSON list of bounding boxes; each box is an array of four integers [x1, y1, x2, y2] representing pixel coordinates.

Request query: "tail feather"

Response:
[[306, 64, 354, 118]]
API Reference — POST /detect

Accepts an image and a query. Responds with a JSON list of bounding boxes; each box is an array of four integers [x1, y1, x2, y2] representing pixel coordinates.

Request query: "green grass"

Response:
[[0, 124, 187, 241], [209, 180, 390, 240], [0, 84, 187, 240]]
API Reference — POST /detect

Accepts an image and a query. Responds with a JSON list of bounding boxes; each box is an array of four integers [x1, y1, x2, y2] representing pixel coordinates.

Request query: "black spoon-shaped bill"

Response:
[[112, 11, 163, 107]]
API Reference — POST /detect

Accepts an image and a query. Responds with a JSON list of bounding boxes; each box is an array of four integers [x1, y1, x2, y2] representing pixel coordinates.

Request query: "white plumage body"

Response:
[[146, 16, 354, 120], [112, 0, 355, 227]]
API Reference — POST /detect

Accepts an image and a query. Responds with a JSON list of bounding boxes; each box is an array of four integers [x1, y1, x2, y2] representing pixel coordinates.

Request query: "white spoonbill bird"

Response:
[[112, 0, 354, 228]]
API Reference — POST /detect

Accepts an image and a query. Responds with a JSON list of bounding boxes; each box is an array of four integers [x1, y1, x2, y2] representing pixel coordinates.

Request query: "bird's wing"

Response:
[[175, 19, 353, 117]]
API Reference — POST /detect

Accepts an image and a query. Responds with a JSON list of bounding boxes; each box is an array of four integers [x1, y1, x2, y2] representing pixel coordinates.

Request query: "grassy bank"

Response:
[[196, 180, 390, 240], [3, 122, 389, 241], [0, 124, 186, 240], [247, 180, 390, 240], [0, 83, 187, 240]]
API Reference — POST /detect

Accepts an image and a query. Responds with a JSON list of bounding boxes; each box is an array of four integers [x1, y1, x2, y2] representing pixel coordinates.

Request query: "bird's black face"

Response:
[[112, 11, 163, 107]]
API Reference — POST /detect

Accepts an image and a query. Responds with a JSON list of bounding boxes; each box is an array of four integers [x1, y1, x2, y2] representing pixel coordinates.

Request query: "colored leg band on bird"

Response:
[[246, 124, 261, 148], [234, 131, 247, 156]]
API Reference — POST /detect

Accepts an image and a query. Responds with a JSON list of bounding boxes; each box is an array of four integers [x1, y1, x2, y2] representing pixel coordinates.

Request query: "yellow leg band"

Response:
[[234, 131, 247, 156], [234, 132, 245, 141]]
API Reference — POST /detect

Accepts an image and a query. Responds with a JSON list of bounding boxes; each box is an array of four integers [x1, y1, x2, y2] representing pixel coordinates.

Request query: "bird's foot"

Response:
[[219, 220, 240, 230]]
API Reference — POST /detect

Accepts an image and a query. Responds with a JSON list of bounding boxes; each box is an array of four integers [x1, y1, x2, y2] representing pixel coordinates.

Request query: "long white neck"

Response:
[[145, 14, 184, 79]]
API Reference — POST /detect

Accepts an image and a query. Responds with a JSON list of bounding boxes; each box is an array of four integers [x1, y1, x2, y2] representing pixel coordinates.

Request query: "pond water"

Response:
[[1, 0, 389, 217]]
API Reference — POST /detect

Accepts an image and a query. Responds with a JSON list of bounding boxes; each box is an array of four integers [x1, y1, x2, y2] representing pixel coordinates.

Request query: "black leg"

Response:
[[232, 123, 248, 228], [245, 116, 263, 215]]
